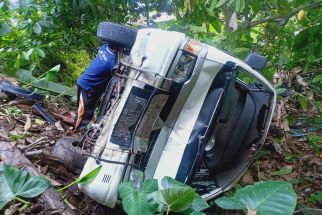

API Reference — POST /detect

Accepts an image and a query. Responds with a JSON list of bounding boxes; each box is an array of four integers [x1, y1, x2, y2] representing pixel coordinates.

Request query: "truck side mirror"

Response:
[[244, 52, 267, 71]]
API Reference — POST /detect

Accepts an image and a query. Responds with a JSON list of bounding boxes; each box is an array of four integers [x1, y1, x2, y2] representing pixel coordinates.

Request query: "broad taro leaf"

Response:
[[186, 212, 206, 215], [190, 195, 210, 212], [0, 165, 50, 210], [161, 176, 209, 212], [215, 197, 246, 210], [215, 181, 297, 215], [236, 181, 297, 214], [161, 176, 185, 189], [154, 187, 196, 212], [119, 179, 158, 215]]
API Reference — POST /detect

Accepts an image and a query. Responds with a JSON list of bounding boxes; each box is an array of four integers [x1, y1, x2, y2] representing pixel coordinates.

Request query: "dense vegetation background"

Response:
[[1, 0, 321, 86], [0, 0, 321, 214]]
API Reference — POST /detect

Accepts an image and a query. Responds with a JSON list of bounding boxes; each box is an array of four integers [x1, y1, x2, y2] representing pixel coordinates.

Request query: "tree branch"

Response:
[[242, 0, 322, 28]]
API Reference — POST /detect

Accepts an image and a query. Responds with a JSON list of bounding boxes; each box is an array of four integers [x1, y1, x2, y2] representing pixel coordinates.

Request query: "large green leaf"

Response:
[[0, 165, 50, 210], [215, 0, 227, 8], [119, 179, 158, 215], [161, 176, 209, 212], [190, 195, 209, 212], [154, 187, 196, 212], [16, 69, 76, 97], [215, 181, 297, 215], [215, 196, 245, 210], [161, 176, 186, 189]]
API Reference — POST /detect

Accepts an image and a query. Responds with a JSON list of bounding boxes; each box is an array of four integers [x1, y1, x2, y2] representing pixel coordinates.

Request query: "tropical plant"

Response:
[[0, 164, 50, 211], [119, 176, 209, 215], [57, 165, 102, 192], [0, 0, 137, 88], [215, 180, 297, 215], [0, 0, 57, 75], [163, 0, 322, 83]]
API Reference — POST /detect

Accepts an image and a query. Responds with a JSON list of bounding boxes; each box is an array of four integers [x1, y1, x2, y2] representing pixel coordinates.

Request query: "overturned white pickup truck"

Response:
[[69, 23, 276, 208]]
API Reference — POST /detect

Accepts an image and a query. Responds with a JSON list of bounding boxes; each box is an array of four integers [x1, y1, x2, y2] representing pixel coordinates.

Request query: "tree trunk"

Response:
[[0, 141, 76, 215]]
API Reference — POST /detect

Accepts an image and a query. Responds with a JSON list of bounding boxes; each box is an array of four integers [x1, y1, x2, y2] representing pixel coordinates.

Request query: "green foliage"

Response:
[[77, 165, 102, 185], [0, 0, 56, 75], [270, 167, 293, 176], [57, 165, 102, 192], [46, 64, 60, 82], [298, 95, 308, 112], [9, 132, 33, 142], [119, 176, 209, 215], [16, 68, 76, 97], [312, 74, 322, 83], [0, 0, 132, 84], [154, 187, 196, 213], [1, 0, 321, 99], [215, 181, 297, 215], [0, 106, 22, 116], [161, 176, 209, 213], [310, 192, 322, 204], [177, 0, 322, 92], [119, 179, 158, 215], [0, 164, 50, 210], [43, 49, 91, 86], [308, 135, 322, 155]]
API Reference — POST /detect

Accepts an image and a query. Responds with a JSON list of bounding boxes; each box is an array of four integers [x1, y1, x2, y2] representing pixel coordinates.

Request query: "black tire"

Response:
[[97, 22, 137, 49], [52, 137, 88, 172]]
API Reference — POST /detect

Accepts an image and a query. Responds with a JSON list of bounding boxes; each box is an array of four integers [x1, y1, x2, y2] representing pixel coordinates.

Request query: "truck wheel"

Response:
[[97, 22, 137, 49]]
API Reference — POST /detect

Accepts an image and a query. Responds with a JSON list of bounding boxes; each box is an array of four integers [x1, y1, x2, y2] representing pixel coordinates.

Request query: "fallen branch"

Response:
[[0, 141, 76, 215], [22, 137, 49, 151], [49, 111, 74, 126], [26, 149, 84, 174]]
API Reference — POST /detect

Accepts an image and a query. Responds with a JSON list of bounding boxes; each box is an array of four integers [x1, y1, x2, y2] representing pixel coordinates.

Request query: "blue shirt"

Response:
[[77, 44, 116, 91]]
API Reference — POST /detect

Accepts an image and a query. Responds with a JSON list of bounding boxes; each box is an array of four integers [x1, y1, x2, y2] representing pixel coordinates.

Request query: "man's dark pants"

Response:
[[74, 86, 103, 130]]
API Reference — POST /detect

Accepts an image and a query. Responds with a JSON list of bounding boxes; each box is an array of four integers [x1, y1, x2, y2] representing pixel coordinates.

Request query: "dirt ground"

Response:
[[0, 78, 321, 215]]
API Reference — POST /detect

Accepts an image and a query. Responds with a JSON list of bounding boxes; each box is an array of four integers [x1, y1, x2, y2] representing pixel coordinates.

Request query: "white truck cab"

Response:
[[78, 25, 276, 208]]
